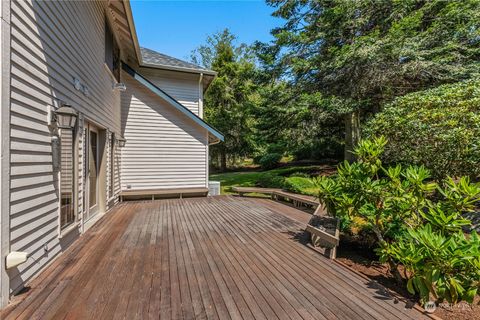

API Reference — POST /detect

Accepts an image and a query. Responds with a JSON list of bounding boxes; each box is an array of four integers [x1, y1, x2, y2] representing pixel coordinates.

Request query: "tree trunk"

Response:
[[373, 226, 404, 285], [220, 150, 227, 172], [344, 110, 361, 162], [388, 260, 404, 285]]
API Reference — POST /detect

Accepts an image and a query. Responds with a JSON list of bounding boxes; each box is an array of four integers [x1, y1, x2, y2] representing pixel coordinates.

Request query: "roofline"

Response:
[[140, 62, 217, 76], [123, 1, 216, 81], [122, 62, 224, 144], [123, 0, 142, 65]]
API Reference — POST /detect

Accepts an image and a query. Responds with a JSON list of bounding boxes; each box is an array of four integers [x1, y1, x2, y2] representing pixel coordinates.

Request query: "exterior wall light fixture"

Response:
[[117, 137, 126, 148], [53, 104, 78, 129], [113, 83, 127, 91]]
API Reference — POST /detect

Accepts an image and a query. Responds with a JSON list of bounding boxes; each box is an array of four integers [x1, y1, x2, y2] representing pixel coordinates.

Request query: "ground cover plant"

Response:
[[315, 137, 480, 306]]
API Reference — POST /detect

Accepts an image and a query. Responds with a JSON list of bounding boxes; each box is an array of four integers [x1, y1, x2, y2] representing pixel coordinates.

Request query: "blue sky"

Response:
[[130, 0, 283, 61]]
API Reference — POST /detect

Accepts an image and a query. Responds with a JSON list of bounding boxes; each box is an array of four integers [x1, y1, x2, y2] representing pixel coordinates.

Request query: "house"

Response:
[[0, 0, 222, 307]]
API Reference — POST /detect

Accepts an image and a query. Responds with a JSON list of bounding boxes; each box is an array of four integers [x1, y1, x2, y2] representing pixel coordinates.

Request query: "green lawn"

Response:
[[209, 171, 264, 194], [210, 165, 333, 195]]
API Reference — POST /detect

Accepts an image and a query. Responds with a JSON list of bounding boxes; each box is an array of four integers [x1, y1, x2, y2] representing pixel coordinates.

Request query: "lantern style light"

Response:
[[117, 136, 126, 148], [54, 104, 78, 129], [113, 83, 127, 91]]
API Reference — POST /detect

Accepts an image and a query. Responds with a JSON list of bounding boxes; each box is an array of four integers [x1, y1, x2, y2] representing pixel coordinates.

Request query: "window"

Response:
[[60, 129, 75, 229], [109, 133, 115, 198], [105, 20, 120, 82]]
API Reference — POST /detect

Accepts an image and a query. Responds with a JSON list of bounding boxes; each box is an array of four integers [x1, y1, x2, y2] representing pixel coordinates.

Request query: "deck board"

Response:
[[1, 196, 430, 320]]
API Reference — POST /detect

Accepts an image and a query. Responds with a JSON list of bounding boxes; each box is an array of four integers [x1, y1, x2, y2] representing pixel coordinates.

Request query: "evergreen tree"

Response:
[[192, 29, 256, 170], [266, 0, 480, 160]]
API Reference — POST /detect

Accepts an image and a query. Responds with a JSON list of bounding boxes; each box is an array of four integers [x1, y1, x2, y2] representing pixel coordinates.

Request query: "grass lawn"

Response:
[[210, 171, 262, 194], [210, 165, 335, 195]]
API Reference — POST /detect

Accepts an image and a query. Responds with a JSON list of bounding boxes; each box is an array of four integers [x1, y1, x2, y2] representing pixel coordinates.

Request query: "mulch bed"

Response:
[[336, 244, 480, 320]]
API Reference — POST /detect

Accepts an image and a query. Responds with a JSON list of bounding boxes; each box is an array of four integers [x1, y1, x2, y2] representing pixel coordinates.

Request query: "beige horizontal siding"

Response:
[[8, 0, 121, 294], [139, 67, 201, 116], [121, 71, 208, 191]]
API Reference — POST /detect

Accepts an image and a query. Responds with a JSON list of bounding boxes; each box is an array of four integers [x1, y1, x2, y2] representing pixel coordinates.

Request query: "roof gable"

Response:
[[122, 63, 223, 144]]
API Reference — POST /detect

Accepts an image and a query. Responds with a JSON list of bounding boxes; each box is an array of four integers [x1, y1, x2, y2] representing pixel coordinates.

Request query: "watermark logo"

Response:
[[424, 301, 437, 313]]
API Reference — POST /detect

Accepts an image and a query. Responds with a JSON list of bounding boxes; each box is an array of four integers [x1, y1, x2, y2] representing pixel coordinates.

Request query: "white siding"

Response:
[[139, 67, 201, 116], [9, 0, 121, 293], [121, 72, 208, 190]]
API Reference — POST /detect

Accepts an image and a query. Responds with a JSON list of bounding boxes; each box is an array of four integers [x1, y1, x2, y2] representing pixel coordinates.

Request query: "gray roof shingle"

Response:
[[140, 47, 212, 73]]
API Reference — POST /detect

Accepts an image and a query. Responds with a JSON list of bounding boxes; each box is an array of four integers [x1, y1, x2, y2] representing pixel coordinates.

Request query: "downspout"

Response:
[[199, 73, 208, 188], [198, 73, 203, 118]]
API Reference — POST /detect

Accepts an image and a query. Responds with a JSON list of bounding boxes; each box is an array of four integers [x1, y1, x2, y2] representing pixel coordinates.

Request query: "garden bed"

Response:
[[336, 244, 480, 320]]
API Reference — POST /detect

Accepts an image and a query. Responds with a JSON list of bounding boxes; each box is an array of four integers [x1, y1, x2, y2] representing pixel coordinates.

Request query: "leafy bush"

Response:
[[256, 173, 285, 189], [258, 153, 282, 170], [365, 79, 480, 180], [252, 154, 264, 165], [284, 176, 316, 195], [275, 167, 319, 177], [383, 225, 480, 305], [316, 137, 433, 240], [289, 172, 310, 178], [292, 138, 343, 161], [315, 137, 480, 305], [380, 178, 480, 304]]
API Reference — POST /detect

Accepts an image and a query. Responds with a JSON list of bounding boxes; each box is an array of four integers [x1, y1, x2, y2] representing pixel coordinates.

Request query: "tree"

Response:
[[191, 29, 257, 170], [265, 0, 480, 160], [252, 84, 346, 161]]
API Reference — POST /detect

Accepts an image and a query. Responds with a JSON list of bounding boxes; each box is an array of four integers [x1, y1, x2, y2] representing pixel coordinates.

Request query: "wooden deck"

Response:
[[1, 196, 429, 320]]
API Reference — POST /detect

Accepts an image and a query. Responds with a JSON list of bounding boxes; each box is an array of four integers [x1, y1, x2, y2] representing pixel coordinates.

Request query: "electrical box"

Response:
[[208, 181, 221, 196]]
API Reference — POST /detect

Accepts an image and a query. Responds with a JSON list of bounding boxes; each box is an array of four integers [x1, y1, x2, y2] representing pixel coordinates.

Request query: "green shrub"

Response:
[[315, 137, 480, 305], [252, 154, 263, 165], [365, 79, 480, 180], [256, 173, 285, 188], [289, 172, 310, 178], [316, 136, 435, 244], [382, 225, 480, 305], [275, 166, 319, 177], [380, 178, 480, 304], [292, 138, 343, 161], [284, 176, 316, 195], [258, 153, 282, 170]]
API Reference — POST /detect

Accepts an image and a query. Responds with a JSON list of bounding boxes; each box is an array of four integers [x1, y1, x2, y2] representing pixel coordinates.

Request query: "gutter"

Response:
[[123, 0, 142, 65], [140, 62, 217, 77]]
